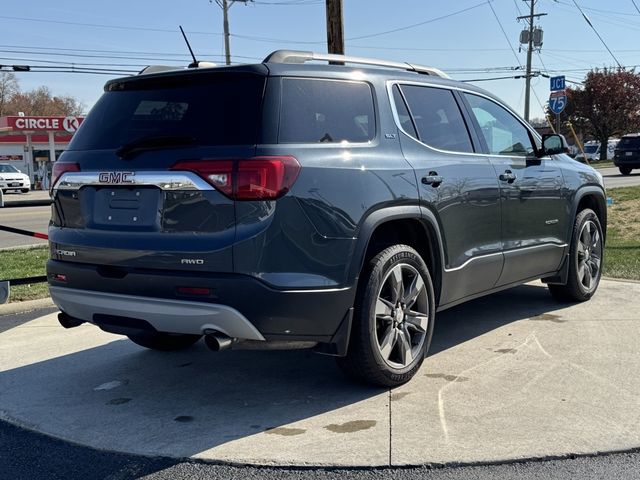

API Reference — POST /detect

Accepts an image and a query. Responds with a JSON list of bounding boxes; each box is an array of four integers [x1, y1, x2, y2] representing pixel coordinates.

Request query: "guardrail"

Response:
[[0, 193, 49, 304]]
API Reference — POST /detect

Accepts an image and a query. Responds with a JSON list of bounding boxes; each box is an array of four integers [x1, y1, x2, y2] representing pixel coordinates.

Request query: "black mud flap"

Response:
[[314, 307, 353, 357]]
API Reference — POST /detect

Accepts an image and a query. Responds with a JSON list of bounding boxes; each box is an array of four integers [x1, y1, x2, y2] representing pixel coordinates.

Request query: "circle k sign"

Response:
[[62, 116, 80, 133]]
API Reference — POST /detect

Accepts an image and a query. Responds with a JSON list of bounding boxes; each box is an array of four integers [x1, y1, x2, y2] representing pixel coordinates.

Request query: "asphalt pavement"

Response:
[[599, 167, 640, 188], [2, 417, 640, 480], [0, 190, 50, 248]]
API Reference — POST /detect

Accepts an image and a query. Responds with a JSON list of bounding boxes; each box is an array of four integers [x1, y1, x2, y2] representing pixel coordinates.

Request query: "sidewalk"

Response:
[[1, 279, 639, 467]]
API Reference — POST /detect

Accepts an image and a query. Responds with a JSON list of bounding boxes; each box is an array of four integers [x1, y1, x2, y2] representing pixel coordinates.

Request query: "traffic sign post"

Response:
[[548, 75, 567, 137]]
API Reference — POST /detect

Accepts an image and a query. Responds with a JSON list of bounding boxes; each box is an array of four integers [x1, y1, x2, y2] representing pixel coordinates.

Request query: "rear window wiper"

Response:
[[116, 135, 196, 159]]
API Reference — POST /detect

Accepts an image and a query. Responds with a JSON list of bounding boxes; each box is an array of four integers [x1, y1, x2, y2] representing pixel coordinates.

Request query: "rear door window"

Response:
[[396, 85, 474, 153], [279, 78, 375, 143], [69, 74, 265, 150]]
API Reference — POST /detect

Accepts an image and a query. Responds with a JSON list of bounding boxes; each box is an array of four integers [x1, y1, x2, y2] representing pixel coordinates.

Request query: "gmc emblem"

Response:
[[98, 171, 135, 183]]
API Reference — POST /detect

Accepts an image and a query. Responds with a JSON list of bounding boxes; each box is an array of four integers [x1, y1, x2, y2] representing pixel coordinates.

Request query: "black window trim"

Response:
[[276, 76, 378, 146], [386, 80, 545, 158]]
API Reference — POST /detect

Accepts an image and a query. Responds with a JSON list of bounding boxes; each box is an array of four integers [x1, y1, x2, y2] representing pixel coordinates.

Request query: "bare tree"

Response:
[[5, 86, 84, 116], [0, 72, 19, 116]]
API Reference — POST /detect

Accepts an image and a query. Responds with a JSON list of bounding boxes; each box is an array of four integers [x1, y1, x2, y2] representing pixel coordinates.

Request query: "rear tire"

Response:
[[337, 244, 435, 387], [548, 208, 603, 302], [127, 331, 201, 351], [619, 167, 632, 175]]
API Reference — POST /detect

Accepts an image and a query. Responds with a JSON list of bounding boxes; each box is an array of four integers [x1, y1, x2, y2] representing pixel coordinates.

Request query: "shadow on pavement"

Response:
[[431, 283, 565, 355], [0, 281, 569, 464]]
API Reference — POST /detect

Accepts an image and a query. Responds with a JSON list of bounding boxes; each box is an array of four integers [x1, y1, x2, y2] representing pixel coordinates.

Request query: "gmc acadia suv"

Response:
[[47, 50, 607, 386]]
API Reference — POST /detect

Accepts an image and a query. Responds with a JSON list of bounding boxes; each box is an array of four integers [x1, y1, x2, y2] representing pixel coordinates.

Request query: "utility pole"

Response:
[[212, 0, 252, 65], [325, 0, 344, 55], [518, 0, 546, 122], [222, 0, 231, 65]]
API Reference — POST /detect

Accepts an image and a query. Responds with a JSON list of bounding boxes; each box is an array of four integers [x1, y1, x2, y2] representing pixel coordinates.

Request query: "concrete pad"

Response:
[[391, 280, 640, 465], [0, 314, 390, 466], [0, 279, 639, 467]]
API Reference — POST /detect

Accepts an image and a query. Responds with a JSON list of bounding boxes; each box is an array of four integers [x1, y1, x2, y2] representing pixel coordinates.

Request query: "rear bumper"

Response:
[[614, 157, 640, 167], [50, 286, 265, 340], [47, 260, 356, 341]]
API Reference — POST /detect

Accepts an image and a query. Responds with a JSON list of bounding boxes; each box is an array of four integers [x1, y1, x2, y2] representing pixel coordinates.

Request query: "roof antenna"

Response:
[[180, 25, 199, 68]]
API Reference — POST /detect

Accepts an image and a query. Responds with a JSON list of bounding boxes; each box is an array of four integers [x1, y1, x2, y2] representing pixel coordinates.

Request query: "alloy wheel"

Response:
[[374, 263, 429, 369]]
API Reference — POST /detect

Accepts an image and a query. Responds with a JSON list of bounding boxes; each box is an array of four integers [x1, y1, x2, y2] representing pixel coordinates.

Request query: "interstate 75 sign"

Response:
[[549, 90, 567, 115]]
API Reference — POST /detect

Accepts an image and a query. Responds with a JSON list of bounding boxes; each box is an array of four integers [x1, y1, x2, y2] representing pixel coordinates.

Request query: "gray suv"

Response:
[[47, 50, 607, 386]]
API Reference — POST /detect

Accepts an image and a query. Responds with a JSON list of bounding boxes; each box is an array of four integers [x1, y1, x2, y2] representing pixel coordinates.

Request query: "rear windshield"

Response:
[[69, 74, 265, 150], [619, 136, 640, 148], [584, 145, 598, 153]]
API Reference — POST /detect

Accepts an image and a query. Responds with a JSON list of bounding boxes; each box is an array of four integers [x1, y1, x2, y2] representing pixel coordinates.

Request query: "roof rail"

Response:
[[263, 50, 449, 78], [138, 65, 178, 75]]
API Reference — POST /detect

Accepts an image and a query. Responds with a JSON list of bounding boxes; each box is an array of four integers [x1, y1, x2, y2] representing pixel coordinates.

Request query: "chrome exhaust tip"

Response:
[[204, 331, 233, 351]]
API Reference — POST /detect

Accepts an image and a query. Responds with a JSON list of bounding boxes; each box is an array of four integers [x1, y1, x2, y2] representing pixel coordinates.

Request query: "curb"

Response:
[[602, 276, 640, 284], [0, 244, 46, 251], [1, 199, 52, 208], [0, 297, 54, 316]]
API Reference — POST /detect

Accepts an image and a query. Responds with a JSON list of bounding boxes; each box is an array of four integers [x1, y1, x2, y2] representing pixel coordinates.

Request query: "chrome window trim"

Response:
[[386, 80, 546, 159], [53, 171, 214, 192]]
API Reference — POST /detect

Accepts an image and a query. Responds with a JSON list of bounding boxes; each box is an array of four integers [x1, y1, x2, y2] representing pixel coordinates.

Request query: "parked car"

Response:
[[614, 133, 640, 175], [575, 139, 618, 163], [47, 50, 607, 386], [0, 163, 30, 193]]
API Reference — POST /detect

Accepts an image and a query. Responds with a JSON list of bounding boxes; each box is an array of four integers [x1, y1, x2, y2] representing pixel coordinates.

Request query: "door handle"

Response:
[[422, 172, 443, 187], [499, 170, 517, 183]]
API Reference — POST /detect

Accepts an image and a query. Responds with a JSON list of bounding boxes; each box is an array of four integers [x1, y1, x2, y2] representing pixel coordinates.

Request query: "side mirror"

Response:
[[538, 133, 569, 157]]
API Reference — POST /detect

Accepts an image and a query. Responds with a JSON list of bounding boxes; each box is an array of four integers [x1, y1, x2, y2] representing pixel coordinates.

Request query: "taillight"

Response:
[[171, 156, 300, 200], [169, 160, 234, 197], [50, 162, 80, 194]]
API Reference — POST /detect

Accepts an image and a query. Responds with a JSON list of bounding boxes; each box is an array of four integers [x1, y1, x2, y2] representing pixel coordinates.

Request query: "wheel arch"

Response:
[[349, 206, 445, 306], [544, 186, 607, 286], [572, 186, 607, 242]]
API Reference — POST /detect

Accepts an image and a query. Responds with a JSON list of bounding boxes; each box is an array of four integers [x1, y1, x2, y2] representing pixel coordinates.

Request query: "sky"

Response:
[[2, 0, 640, 120]]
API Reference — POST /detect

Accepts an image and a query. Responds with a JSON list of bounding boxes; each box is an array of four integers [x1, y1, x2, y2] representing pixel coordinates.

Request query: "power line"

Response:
[[632, 0, 640, 14], [0, 15, 222, 36], [345, 1, 488, 41], [570, 0, 622, 68], [551, 0, 640, 17], [548, 1, 640, 32]]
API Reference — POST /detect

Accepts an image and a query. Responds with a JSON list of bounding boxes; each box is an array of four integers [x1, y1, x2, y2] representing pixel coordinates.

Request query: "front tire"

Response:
[[619, 167, 632, 175], [548, 208, 603, 302], [127, 331, 201, 351], [337, 245, 435, 387], [21, 188, 29, 193]]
